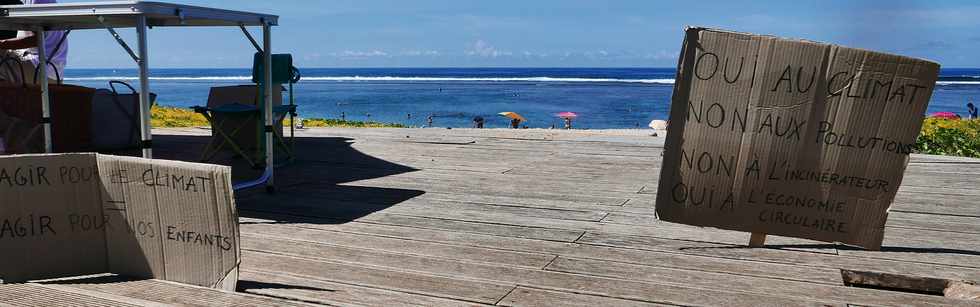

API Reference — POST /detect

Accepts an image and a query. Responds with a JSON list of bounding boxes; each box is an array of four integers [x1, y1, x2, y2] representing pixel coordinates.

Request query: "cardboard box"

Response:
[[656, 28, 940, 250], [0, 153, 239, 289]]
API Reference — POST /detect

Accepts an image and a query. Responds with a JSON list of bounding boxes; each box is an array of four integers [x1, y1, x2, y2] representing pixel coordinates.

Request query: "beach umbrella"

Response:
[[498, 112, 527, 122], [556, 112, 578, 118], [649, 119, 668, 130], [929, 112, 961, 120]]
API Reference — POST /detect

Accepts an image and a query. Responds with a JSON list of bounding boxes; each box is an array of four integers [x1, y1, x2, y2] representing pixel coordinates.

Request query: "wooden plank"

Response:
[[239, 215, 577, 255], [340, 213, 585, 243], [0, 283, 148, 307], [891, 191, 980, 217], [45, 276, 313, 307], [498, 286, 673, 307], [240, 234, 839, 306], [417, 191, 650, 213], [604, 210, 980, 236], [240, 224, 557, 268], [579, 232, 980, 283], [546, 257, 967, 306], [359, 208, 835, 254], [887, 212, 980, 234], [241, 216, 843, 285], [899, 185, 980, 197], [837, 227, 980, 268], [275, 195, 610, 222], [239, 270, 483, 307], [242, 251, 513, 304]]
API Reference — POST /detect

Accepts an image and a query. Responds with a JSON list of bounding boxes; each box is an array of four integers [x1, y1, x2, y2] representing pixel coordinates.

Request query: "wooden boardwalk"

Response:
[[3, 127, 980, 306]]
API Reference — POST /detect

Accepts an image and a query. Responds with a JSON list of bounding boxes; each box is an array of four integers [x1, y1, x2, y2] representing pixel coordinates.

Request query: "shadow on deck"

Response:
[[149, 134, 425, 224]]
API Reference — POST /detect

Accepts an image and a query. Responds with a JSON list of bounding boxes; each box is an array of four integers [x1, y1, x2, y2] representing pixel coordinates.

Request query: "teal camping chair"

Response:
[[194, 53, 301, 168]]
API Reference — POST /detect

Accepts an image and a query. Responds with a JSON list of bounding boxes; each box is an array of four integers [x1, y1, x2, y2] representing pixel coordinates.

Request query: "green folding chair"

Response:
[[194, 53, 300, 168]]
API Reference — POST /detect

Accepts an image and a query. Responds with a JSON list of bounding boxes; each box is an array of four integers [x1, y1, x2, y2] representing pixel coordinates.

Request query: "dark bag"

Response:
[[0, 55, 94, 152], [0, 84, 95, 152], [91, 81, 156, 150]]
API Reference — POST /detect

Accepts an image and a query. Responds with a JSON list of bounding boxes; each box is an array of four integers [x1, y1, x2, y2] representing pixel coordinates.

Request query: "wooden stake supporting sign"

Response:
[[655, 28, 940, 250], [749, 233, 767, 248]]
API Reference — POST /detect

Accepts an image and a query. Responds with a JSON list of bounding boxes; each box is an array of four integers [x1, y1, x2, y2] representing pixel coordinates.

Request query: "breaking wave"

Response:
[[61, 75, 980, 86], [63, 75, 677, 84]]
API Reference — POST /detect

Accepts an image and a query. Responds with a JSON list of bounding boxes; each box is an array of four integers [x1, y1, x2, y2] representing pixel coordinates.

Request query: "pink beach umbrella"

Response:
[[556, 112, 578, 118], [929, 112, 960, 120]]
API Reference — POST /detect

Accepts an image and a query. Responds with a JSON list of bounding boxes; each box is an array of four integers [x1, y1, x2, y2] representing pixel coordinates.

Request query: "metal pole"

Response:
[[36, 27, 52, 153], [136, 15, 153, 158], [262, 22, 274, 191], [238, 25, 262, 53]]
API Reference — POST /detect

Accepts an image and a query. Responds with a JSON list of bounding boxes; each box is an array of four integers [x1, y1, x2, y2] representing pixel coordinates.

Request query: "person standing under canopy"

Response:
[[0, 0, 68, 85]]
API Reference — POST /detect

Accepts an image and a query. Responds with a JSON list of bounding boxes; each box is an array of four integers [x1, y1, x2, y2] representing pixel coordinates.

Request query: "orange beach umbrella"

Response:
[[498, 112, 527, 122]]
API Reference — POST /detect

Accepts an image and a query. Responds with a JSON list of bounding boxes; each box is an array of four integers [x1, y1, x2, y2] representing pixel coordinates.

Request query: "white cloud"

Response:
[[329, 50, 390, 58], [466, 40, 512, 57], [644, 50, 676, 60], [401, 50, 441, 56]]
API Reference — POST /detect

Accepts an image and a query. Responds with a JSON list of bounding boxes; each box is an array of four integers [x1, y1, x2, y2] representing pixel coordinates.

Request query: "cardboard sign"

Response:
[[0, 153, 239, 289], [656, 28, 940, 250]]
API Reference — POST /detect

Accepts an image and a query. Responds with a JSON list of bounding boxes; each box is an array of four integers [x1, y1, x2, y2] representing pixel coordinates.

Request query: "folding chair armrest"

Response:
[[192, 106, 210, 114]]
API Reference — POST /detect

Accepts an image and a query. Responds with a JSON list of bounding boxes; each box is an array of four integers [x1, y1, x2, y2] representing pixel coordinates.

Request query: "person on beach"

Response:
[[968, 102, 978, 119], [510, 118, 521, 129], [0, 0, 68, 85], [473, 116, 484, 128], [563, 117, 572, 129]]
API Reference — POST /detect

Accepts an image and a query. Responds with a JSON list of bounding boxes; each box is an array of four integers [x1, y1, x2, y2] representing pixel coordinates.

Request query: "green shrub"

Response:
[[151, 106, 209, 127], [297, 118, 405, 128], [149, 106, 405, 129], [915, 118, 980, 158]]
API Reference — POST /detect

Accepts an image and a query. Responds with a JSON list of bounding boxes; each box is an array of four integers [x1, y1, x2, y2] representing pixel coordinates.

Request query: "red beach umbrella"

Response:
[[556, 112, 578, 118]]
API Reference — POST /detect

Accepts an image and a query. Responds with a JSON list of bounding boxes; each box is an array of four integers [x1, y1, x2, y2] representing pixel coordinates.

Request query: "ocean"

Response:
[[63, 68, 980, 129]]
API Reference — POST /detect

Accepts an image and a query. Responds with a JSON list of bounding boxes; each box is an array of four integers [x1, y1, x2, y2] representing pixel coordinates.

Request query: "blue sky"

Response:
[[60, 0, 980, 68]]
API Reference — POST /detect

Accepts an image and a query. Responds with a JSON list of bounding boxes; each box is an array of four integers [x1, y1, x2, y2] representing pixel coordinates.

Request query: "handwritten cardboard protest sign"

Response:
[[0, 153, 239, 289], [655, 28, 940, 250]]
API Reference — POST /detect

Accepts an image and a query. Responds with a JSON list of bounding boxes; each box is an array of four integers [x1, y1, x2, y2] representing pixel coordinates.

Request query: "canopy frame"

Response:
[[0, 1, 279, 192]]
